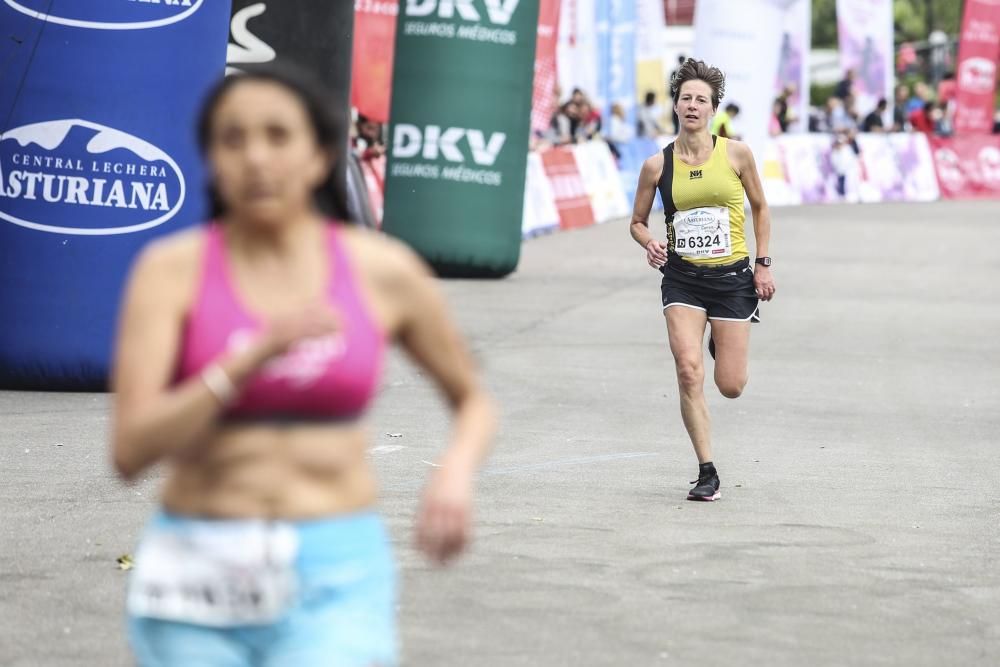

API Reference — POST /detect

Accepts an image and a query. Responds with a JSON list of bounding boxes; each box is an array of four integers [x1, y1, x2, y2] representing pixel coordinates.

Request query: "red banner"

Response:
[[351, 0, 398, 123], [929, 136, 1000, 199], [530, 0, 561, 135], [953, 0, 1000, 135], [540, 147, 596, 229]]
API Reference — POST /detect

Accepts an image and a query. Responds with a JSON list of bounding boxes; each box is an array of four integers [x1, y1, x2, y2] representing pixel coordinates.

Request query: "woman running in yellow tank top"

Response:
[[628, 59, 777, 502]]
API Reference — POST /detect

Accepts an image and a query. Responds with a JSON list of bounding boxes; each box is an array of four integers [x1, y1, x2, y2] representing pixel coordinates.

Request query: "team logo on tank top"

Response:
[[228, 329, 347, 389], [3, 0, 204, 30], [689, 169, 703, 179]]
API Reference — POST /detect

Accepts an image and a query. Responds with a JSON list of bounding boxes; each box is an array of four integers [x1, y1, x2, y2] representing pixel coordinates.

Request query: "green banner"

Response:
[[383, 0, 540, 278]]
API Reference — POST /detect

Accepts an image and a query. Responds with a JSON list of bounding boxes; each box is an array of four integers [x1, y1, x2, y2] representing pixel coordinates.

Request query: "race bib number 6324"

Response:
[[672, 206, 732, 258]]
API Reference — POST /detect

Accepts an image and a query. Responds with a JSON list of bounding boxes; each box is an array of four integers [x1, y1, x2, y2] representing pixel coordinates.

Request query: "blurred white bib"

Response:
[[673, 206, 732, 258], [127, 521, 299, 627]]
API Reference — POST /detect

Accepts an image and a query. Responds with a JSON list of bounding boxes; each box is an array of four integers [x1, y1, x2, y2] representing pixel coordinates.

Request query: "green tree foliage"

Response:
[[812, 0, 964, 49]]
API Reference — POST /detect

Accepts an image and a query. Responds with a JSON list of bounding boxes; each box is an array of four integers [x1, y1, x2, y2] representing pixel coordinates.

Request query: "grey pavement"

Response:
[[2, 200, 999, 666]]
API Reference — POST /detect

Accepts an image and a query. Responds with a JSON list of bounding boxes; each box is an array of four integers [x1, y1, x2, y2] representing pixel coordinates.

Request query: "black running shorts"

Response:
[[660, 254, 761, 322]]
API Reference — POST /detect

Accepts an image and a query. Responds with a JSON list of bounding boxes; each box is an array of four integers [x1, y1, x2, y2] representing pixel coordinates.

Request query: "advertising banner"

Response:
[[557, 0, 599, 104], [779, 134, 843, 204], [531, 0, 561, 135], [540, 146, 596, 229], [836, 0, 894, 118], [775, 0, 811, 132], [855, 133, 939, 202], [383, 0, 540, 277], [930, 135, 1000, 199], [953, 0, 1000, 135], [571, 140, 630, 223], [693, 0, 788, 157], [634, 0, 667, 128], [596, 0, 636, 130], [228, 1, 356, 217], [0, 0, 231, 388], [887, 133, 940, 202], [760, 140, 802, 206], [522, 151, 560, 237], [352, 0, 399, 123]]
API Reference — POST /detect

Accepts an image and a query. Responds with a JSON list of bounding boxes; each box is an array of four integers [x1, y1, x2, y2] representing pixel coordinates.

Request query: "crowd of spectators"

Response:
[[804, 72, 958, 139]]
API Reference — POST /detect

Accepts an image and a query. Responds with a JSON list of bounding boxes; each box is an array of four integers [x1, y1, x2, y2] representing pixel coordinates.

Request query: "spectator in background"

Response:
[[774, 87, 792, 133], [827, 97, 856, 133], [908, 101, 935, 134], [892, 85, 910, 131], [710, 103, 740, 139], [606, 103, 633, 159], [862, 98, 887, 133], [906, 82, 932, 115], [638, 91, 665, 137], [830, 132, 860, 200], [809, 104, 831, 133], [931, 101, 953, 137], [353, 114, 385, 160], [833, 69, 856, 100], [937, 72, 957, 107], [576, 100, 602, 141], [552, 100, 581, 145], [669, 54, 686, 132], [897, 42, 918, 77], [769, 99, 784, 136]]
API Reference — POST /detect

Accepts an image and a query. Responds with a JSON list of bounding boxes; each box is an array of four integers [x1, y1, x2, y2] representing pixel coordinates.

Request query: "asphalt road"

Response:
[[2, 200, 998, 666]]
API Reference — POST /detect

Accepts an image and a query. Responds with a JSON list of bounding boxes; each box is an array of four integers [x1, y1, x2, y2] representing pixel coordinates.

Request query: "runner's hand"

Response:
[[416, 462, 473, 565], [261, 304, 341, 359], [754, 266, 776, 301], [645, 239, 667, 269]]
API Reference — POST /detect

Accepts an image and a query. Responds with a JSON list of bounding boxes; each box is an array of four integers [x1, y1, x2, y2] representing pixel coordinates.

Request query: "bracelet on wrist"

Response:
[[200, 363, 237, 405]]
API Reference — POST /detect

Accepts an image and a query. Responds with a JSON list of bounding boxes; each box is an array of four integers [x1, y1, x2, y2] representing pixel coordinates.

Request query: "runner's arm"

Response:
[[393, 248, 496, 474], [732, 142, 771, 258], [731, 141, 776, 300], [110, 240, 274, 480], [629, 155, 664, 249], [389, 243, 496, 563]]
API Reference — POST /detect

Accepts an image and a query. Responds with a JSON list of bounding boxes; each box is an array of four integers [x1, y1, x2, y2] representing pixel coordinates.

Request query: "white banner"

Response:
[[836, 0, 894, 118], [557, 0, 599, 103], [693, 0, 790, 158], [775, 0, 811, 132], [522, 152, 561, 237], [760, 139, 802, 206], [635, 0, 666, 60], [571, 140, 630, 223]]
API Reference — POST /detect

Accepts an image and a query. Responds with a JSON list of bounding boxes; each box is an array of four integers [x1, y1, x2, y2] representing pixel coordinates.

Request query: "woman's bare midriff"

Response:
[[160, 422, 378, 519]]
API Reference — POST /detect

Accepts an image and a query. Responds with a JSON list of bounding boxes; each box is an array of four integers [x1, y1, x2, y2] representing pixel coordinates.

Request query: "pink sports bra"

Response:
[[176, 223, 385, 420]]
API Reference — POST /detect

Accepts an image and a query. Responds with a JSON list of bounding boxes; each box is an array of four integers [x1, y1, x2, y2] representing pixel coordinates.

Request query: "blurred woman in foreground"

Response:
[[111, 66, 495, 666]]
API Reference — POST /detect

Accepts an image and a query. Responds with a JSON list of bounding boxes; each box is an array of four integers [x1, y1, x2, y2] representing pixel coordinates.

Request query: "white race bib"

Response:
[[672, 206, 732, 259], [127, 521, 299, 627]]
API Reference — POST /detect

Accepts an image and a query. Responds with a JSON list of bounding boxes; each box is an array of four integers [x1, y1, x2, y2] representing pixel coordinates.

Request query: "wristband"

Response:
[[201, 363, 237, 405]]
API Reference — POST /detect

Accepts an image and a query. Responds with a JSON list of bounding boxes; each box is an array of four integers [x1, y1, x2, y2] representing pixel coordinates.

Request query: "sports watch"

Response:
[[755, 257, 772, 267]]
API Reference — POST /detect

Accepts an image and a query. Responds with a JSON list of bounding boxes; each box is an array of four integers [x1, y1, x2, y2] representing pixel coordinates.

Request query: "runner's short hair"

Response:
[[669, 59, 726, 110]]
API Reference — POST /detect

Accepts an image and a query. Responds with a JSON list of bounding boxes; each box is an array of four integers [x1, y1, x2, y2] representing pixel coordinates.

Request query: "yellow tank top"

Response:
[[656, 136, 748, 266]]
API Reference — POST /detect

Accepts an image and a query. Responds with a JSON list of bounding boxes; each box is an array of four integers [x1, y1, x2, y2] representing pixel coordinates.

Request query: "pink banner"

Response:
[[351, 0, 398, 123], [954, 0, 1000, 135], [531, 0, 561, 135], [930, 136, 1000, 199]]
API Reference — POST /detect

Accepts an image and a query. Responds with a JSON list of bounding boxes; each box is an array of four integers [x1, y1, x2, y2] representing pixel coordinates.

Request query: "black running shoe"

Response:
[[707, 333, 716, 360], [688, 472, 721, 501]]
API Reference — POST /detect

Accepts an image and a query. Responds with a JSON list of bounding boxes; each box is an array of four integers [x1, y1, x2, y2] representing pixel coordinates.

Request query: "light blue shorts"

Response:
[[127, 511, 397, 667]]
